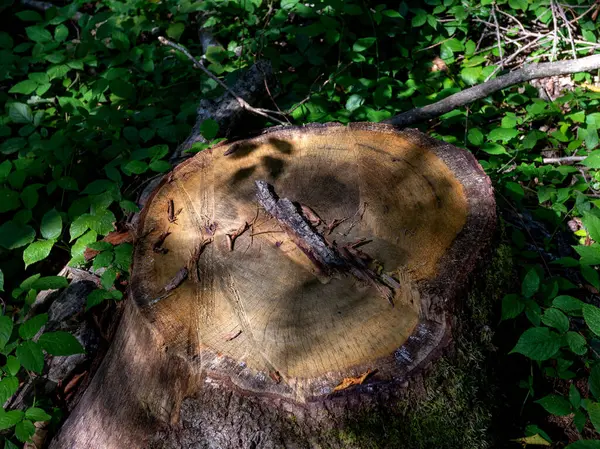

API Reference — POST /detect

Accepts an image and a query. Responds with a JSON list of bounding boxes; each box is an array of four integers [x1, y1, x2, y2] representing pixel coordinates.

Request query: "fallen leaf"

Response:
[[84, 230, 134, 261], [510, 434, 551, 446], [333, 369, 375, 391]]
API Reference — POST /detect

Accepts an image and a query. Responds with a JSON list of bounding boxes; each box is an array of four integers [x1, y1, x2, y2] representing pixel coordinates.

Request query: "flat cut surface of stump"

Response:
[[131, 123, 495, 401]]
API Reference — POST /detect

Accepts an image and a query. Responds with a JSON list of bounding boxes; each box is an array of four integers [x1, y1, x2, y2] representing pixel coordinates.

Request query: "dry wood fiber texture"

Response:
[[50, 123, 495, 449], [131, 122, 495, 400]]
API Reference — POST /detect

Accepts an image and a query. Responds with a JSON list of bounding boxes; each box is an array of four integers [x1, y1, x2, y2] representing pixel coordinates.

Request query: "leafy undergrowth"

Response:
[[1, 0, 600, 446]]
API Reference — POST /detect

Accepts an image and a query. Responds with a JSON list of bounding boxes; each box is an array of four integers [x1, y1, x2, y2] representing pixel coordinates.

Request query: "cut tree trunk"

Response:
[[49, 123, 495, 449]]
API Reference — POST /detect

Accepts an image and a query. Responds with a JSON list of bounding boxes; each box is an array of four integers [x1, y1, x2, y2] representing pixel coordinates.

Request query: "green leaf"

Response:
[[566, 331, 587, 355], [16, 10, 42, 21], [0, 221, 35, 250], [25, 26, 52, 43], [353, 37, 376, 52], [460, 67, 481, 85], [19, 313, 48, 340], [553, 295, 585, 313], [0, 188, 20, 213], [166, 23, 185, 40], [101, 267, 118, 290], [0, 410, 24, 430], [541, 308, 569, 333], [590, 364, 600, 400], [87, 210, 116, 235], [510, 327, 561, 361], [6, 356, 20, 376], [582, 264, 600, 290], [15, 419, 35, 443], [9, 103, 33, 124], [38, 331, 85, 356], [54, 24, 68, 42], [149, 160, 171, 173], [512, 434, 551, 446], [412, 11, 427, 27], [584, 304, 600, 337], [0, 377, 19, 404], [200, 119, 219, 140], [0, 316, 13, 351], [535, 394, 572, 416], [501, 294, 525, 320], [467, 128, 484, 146], [123, 160, 148, 175], [20, 185, 39, 210], [589, 402, 600, 432], [24, 407, 51, 422], [47, 64, 70, 80], [566, 441, 600, 449], [41, 209, 62, 240], [86, 289, 112, 310], [9, 80, 38, 95], [522, 267, 540, 298], [110, 79, 135, 99], [69, 215, 90, 241], [0, 269, 3, 292], [570, 384, 581, 408], [1, 138, 26, 155], [346, 94, 364, 112], [583, 213, 600, 242], [16, 341, 44, 373], [488, 127, 519, 142], [23, 240, 54, 267]]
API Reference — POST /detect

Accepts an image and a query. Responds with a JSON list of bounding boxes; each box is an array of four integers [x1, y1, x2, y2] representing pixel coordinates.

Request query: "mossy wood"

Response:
[[50, 123, 495, 448]]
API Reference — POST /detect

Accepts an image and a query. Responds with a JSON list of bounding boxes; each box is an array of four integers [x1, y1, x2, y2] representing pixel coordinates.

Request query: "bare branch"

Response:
[[385, 54, 600, 128], [158, 36, 288, 126], [542, 156, 586, 164], [491, 5, 504, 68]]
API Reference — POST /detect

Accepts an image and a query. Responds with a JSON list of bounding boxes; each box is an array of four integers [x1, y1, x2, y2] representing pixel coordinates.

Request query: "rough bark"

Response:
[[50, 123, 495, 448]]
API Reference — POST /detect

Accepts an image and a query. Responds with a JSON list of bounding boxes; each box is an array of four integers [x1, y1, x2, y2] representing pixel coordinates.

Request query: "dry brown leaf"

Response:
[[431, 56, 448, 72], [84, 230, 134, 261], [333, 369, 375, 392]]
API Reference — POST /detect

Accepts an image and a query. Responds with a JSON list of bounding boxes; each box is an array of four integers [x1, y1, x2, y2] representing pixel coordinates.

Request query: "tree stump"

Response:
[[50, 123, 495, 448]]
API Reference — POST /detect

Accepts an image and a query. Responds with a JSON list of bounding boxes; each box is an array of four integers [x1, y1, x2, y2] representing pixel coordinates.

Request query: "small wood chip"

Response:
[[167, 199, 183, 224], [300, 204, 322, 226], [226, 221, 250, 251], [269, 370, 282, 383], [333, 369, 375, 392], [152, 231, 171, 254], [223, 330, 242, 341], [164, 267, 188, 292], [326, 218, 348, 235]]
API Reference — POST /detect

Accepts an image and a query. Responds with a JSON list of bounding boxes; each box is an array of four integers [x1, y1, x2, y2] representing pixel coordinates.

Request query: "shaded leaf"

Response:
[[38, 331, 85, 356]]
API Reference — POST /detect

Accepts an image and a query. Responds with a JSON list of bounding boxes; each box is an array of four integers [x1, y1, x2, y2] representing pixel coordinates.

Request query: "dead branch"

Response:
[[542, 156, 586, 164], [158, 37, 288, 126], [385, 54, 600, 128]]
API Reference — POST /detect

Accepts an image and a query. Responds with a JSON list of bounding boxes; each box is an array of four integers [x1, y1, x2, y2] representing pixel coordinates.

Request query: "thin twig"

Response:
[[556, 1, 577, 59], [542, 156, 586, 164], [550, 0, 559, 62], [158, 36, 288, 126], [491, 5, 504, 68]]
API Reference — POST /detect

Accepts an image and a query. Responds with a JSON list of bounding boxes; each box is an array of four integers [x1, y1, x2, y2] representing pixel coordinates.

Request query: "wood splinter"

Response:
[[167, 199, 183, 224], [254, 180, 397, 305], [226, 222, 250, 251], [188, 237, 214, 282], [152, 231, 171, 254]]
